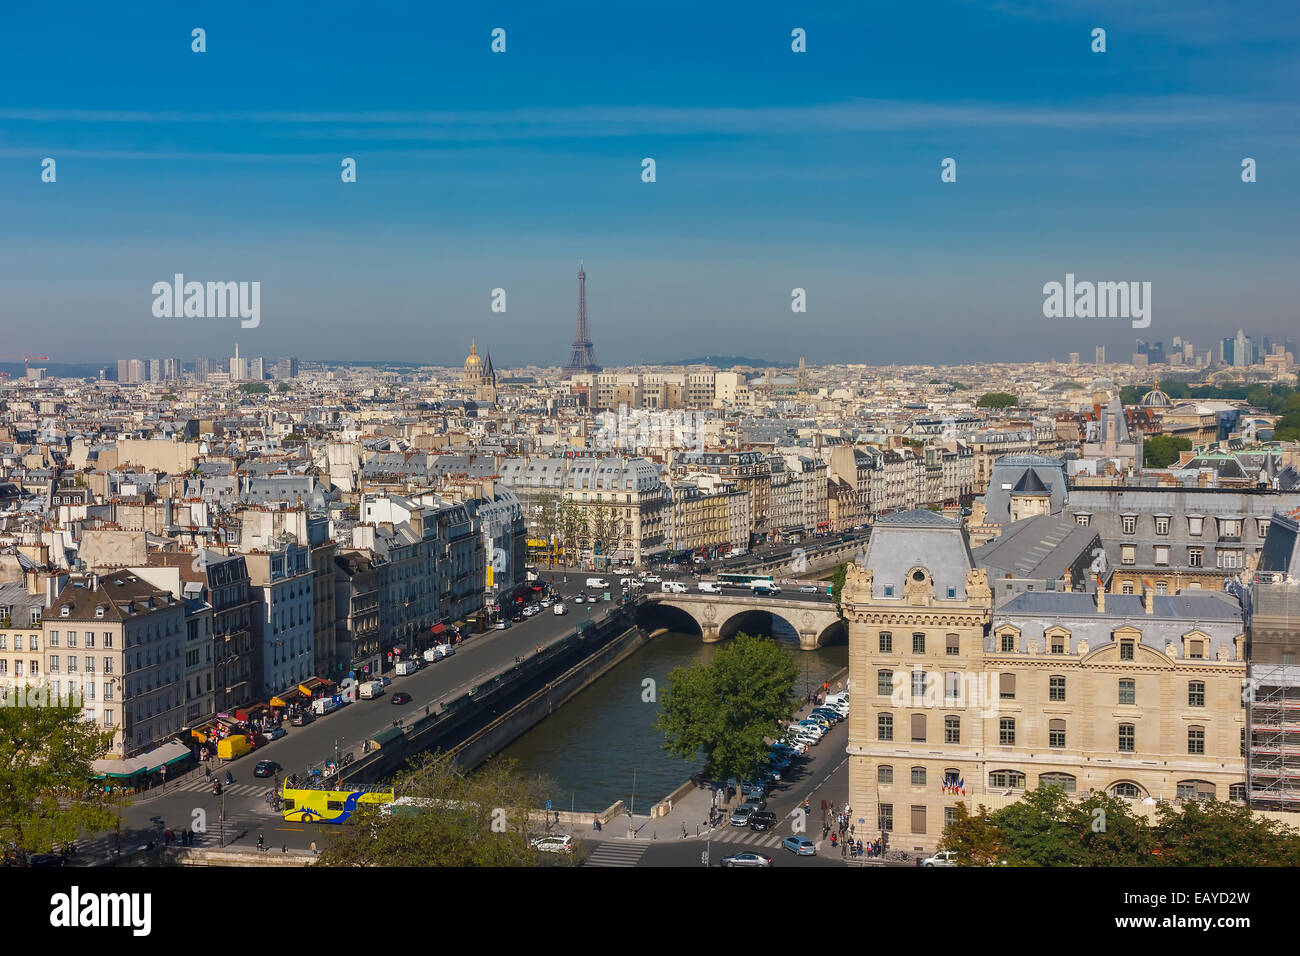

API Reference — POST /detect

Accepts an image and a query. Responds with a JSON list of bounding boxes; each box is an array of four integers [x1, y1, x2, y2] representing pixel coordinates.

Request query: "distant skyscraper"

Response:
[[148, 359, 161, 382], [195, 357, 210, 382], [273, 357, 299, 380], [231, 344, 247, 382], [1234, 329, 1251, 367], [1068, 352, 1080, 365], [1095, 345, 1106, 365], [249, 357, 264, 381], [561, 261, 600, 379]]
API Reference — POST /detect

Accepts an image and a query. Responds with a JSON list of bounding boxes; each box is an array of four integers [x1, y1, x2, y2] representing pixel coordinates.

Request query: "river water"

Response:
[[498, 624, 848, 813]]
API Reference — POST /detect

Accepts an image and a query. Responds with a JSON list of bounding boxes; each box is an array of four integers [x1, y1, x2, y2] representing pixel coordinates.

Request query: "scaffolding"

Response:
[[1248, 664, 1300, 810]]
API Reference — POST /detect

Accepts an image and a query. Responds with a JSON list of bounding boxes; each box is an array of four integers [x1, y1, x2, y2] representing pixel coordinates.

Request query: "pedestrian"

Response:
[[310, 841, 317, 855], [257, 833, 265, 852], [682, 822, 688, 839], [841, 839, 847, 858]]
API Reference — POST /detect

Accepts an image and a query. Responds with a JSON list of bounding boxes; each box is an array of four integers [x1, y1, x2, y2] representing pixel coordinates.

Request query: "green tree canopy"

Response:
[[317, 753, 561, 867], [975, 392, 1018, 409], [940, 786, 1300, 866], [1143, 434, 1193, 468], [655, 632, 798, 782], [237, 382, 270, 394], [0, 694, 118, 857]]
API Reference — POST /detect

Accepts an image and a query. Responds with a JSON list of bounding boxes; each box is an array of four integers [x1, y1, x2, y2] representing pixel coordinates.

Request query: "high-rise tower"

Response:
[[561, 260, 601, 379]]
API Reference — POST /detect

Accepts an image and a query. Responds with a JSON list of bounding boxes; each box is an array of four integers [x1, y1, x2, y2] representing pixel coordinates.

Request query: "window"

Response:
[[1048, 719, 1066, 748], [1119, 679, 1135, 705], [1046, 675, 1066, 701], [1118, 724, 1135, 752], [944, 715, 960, 744], [1000, 632, 1016, 653], [1188, 516, 1204, 536], [910, 714, 926, 742], [1188, 726, 1205, 755], [1258, 518, 1271, 538], [878, 714, 893, 741], [1121, 544, 1136, 565], [999, 673, 1016, 700], [999, 718, 1015, 746], [1122, 515, 1137, 535], [1040, 772, 1076, 793], [68, 632, 77, 647], [1217, 549, 1243, 569], [945, 634, 959, 656], [877, 765, 893, 785], [989, 770, 1025, 790], [912, 632, 925, 654], [1154, 546, 1169, 566], [944, 807, 956, 829], [1189, 681, 1205, 707], [911, 670, 927, 697], [1051, 635, 1066, 654], [944, 671, 961, 700], [1120, 640, 1134, 661], [911, 766, 927, 786], [1188, 547, 1203, 567], [1111, 782, 1141, 799], [1156, 582, 1167, 595], [878, 804, 893, 832], [910, 805, 927, 835], [1075, 513, 1091, 527], [879, 631, 892, 653], [1155, 516, 1170, 535], [1229, 783, 1247, 802], [1121, 582, 1134, 595], [1219, 518, 1241, 538], [1188, 640, 1204, 660], [877, 669, 894, 696]]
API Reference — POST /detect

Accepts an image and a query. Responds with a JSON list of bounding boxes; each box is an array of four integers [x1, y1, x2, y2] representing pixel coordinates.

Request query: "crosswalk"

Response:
[[584, 841, 651, 867], [701, 826, 798, 849], [168, 777, 275, 799]]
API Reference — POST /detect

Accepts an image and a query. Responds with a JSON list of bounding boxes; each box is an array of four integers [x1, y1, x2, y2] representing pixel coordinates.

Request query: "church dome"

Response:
[[465, 341, 482, 370], [1141, 381, 1171, 407]]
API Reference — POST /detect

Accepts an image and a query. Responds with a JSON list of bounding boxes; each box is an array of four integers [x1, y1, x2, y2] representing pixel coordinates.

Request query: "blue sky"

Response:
[[2, 1, 1297, 368]]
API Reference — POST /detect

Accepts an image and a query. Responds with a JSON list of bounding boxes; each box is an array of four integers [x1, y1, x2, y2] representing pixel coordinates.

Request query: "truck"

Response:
[[216, 734, 253, 761], [698, 581, 722, 594], [394, 660, 419, 677], [423, 647, 439, 663], [311, 696, 339, 717], [358, 680, 385, 700]]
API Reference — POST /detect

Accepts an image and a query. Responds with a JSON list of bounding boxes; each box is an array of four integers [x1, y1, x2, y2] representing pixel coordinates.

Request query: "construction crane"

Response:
[[0, 353, 51, 383]]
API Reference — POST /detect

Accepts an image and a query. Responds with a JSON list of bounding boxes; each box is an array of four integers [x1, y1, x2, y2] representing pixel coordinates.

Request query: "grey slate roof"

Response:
[[861, 509, 973, 599]]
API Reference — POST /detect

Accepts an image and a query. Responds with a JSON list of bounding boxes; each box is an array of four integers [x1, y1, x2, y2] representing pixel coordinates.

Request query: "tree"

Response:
[[558, 499, 585, 565], [237, 383, 270, 394], [534, 492, 561, 566], [1152, 798, 1300, 866], [829, 562, 848, 609], [655, 632, 799, 782], [590, 502, 616, 567], [975, 392, 1018, 409], [938, 802, 1003, 866], [276, 383, 291, 393], [0, 694, 118, 859], [1143, 434, 1192, 468], [317, 753, 563, 867]]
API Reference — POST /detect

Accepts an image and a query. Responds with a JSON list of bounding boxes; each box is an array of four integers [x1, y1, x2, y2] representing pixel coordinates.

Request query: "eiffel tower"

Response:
[[561, 260, 601, 379]]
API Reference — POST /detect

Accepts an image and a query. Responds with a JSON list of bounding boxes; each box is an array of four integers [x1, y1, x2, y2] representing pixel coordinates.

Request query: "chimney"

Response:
[[90, 572, 99, 592], [1063, 577, 1072, 593], [1144, 583, 1154, 615], [1095, 577, 1106, 613]]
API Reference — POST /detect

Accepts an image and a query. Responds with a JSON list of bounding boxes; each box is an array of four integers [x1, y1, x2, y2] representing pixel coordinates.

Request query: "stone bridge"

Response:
[[640, 592, 846, 650]]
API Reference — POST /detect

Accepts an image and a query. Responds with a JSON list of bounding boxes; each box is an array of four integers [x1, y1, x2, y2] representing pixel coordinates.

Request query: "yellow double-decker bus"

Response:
[[281, 780, 394, 823]]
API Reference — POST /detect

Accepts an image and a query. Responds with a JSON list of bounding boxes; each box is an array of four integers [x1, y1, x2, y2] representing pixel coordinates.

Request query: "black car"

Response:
[[748, 810, 779, 832], [252, 760, 281, 778], [391, 692, 412, 704], [27, 853, 66, 867]]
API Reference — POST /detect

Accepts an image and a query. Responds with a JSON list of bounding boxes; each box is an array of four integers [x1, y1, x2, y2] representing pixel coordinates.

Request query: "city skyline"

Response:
[[3, 0, 1298, 366]]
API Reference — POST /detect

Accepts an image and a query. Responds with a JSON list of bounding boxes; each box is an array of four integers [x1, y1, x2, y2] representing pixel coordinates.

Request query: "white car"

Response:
[[573, 595, 585, 604], [531, 834, 574, 853], [643, 575, 663, 584], [798, 585, 820, 593], [541, 599, 553, 608], [553, 602, 568, 615], [922, 850, 957, 867]]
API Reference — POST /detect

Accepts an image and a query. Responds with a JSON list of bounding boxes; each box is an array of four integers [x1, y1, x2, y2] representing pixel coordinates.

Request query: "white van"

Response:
[[553, 602, 568, 615], [433, 642, 455, 659], [824, 692, 849, 708], [394, 660, 419, 676], [698, 581, 722, 594], [357, 680, 385, 700], [311, 696, 339, 716], [423, 647, 439, 663], [661, 581, 688, 593], [586, 577, 609, 589]]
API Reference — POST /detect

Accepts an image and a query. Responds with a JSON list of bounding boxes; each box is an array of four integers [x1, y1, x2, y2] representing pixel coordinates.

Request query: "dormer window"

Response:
[[60, 606, 70, 618], [95, 606, 105, 618]]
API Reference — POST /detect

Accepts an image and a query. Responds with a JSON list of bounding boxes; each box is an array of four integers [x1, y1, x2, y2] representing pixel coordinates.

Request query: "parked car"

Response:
[[262, 726, 287, 742], [495, 619, 512, 629], [721, 851, 772, 868], [748, 811, 779, 832], [391, 692, 412, 704], [252, 760, 281, 778], [922, 850, 958, 868], [782, 836, 817, 856], [553, 602, 568, 615], [290, 711, 314, 727], [730, 805, 757, 827], [530, 834, 574, 854], [740, 779, 768, 798]]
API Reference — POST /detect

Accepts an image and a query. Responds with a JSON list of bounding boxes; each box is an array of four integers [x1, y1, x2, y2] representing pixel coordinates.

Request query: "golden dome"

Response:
[[465, 340, 482, 368]]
